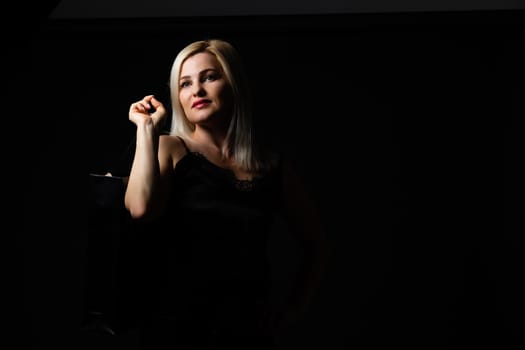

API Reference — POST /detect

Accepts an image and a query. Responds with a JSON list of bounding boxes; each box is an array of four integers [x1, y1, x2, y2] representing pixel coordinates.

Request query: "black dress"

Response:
[[138, 137, 282, 349]]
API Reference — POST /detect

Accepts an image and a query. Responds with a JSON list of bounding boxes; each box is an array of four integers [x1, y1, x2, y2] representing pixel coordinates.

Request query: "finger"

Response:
[[129, 102, 141, 113], [138, 100, 151, 111], [142, 94, 155, 107], [148, 95, 162, 107], [130, 101, 149, 112], [149, 96, 163, 109]]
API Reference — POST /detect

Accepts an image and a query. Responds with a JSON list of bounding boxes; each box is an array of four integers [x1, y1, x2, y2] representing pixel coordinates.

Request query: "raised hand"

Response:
[[128, 94, 167, 129]]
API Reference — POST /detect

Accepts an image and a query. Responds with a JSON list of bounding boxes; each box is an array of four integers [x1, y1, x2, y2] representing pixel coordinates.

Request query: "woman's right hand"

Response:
[[128, 94, 167, 129]]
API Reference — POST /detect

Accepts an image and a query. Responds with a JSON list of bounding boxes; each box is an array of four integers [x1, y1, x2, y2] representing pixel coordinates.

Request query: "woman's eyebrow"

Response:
[[180, 68, 218, 80]]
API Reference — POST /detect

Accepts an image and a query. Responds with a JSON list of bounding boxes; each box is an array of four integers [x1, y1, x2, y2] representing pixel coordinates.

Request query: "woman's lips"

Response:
[[192, 99, 211, 108]]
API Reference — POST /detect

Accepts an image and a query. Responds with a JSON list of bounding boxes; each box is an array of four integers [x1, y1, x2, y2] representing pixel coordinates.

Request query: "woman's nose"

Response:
[[192, 83, 205, 96]]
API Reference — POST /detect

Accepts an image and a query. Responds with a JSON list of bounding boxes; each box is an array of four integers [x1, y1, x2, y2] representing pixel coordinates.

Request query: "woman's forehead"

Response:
[[181, 52, 221, 75]]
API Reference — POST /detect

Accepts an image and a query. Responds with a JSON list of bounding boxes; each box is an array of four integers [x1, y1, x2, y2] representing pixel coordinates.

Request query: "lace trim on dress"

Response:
[[233, 179, 255, 192], [192, 152, 256, 192]]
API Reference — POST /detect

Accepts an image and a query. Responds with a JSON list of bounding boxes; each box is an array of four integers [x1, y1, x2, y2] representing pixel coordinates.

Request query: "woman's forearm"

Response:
[[124, 121, 161, 219]]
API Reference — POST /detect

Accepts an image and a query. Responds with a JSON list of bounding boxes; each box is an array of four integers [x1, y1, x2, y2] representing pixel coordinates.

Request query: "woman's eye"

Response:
[[204, 74, 218, 82], [180, 81, 190, 88]]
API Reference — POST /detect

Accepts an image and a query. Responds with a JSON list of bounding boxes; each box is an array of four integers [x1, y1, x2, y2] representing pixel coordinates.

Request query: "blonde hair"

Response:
[[168, 39, 272, 173]]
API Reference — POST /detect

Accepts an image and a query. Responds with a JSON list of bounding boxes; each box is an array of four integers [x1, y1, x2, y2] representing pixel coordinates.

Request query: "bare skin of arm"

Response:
[[124, 95, 176, 221]]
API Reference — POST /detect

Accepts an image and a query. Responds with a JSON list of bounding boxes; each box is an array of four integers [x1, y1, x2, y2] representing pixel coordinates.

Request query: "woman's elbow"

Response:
[[129, 206, 148, 220], [126, 203, 146, 219], [125, 198, 164, 222], [124, 196, 148, 219]]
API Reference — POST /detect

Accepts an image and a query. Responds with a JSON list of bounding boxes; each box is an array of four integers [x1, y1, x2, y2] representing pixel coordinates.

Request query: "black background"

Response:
[[12, 2, 525, 349]]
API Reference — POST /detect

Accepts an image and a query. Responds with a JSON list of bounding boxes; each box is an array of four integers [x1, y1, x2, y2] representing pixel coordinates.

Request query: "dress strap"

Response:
[[176, 136, 190, 154]]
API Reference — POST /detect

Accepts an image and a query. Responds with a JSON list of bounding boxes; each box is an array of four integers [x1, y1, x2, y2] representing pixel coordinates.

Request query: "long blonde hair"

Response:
[[168, 39, 273, 173]]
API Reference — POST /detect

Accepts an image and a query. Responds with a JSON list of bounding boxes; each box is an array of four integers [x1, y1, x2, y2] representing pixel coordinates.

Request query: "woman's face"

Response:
[[179, 52, 233, 126]]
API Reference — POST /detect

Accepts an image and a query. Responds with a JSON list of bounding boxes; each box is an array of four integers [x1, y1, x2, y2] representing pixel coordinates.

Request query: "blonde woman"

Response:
[[125, 39, 328, 349]]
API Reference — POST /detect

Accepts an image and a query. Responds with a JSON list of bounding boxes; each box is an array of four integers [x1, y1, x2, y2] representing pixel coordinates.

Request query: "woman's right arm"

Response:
[[124, 95, 171, 221]]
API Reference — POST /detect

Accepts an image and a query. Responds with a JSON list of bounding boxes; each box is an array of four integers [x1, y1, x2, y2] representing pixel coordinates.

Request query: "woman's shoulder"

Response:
[[159, 133, 190, 164]]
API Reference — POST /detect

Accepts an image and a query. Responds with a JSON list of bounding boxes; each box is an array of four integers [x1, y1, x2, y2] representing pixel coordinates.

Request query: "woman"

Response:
[[124, 39, 328, 349]]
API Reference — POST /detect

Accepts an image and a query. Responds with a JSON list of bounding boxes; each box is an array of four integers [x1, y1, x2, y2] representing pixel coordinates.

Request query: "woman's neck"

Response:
[[190, 127, 230, 162]]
